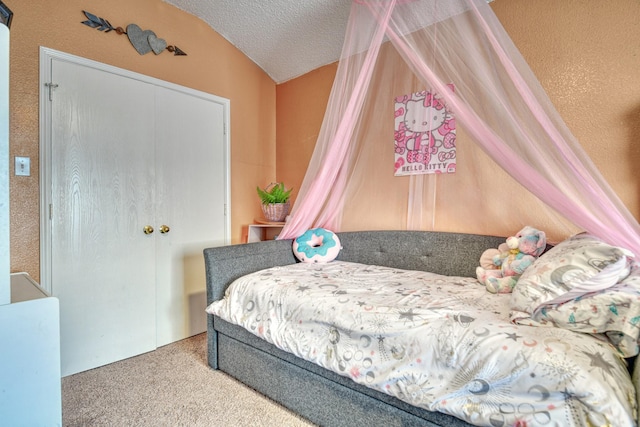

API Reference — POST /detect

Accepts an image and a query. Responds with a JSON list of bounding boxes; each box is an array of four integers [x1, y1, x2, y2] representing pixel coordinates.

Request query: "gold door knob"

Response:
[[143, 225, 154, 234], [159, 225, 170, 234]]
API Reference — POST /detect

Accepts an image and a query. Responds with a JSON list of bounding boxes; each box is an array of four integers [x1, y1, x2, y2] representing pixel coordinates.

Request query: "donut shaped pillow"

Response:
[[293, 228, 342, 263]]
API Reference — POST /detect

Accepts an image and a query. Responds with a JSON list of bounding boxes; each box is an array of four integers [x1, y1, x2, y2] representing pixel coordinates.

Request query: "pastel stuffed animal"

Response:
[[476, 226, 547, 294], [475, 242, 510, 284]]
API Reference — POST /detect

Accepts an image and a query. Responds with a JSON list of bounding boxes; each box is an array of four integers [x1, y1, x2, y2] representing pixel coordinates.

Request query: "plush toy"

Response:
[[476, 226, 547, 294]]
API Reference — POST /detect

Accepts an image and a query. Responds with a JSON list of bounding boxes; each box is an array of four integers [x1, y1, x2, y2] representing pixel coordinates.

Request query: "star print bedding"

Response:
[[206, 260, 637, 426]]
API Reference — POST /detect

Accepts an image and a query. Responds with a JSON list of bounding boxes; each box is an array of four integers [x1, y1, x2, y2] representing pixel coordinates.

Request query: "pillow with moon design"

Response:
[[510, 233, 634, 317], [511, 259, 640, 357]]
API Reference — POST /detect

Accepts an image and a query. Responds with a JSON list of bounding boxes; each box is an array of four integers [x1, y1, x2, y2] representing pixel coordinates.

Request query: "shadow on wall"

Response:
[[626, 104, 640, 215], [183, 250, 208, 337]]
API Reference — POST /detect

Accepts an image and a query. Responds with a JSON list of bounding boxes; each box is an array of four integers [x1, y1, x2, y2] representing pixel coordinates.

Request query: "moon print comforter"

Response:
[[206, 261, 637, 427]]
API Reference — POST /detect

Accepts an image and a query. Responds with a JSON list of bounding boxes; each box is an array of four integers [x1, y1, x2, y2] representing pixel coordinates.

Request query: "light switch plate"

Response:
[[15, 156, 30, 176]]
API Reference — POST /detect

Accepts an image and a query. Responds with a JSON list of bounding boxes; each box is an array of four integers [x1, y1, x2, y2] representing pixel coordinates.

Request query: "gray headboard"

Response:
[[334, 230, 505, 277], [204, 230, 505, 304]]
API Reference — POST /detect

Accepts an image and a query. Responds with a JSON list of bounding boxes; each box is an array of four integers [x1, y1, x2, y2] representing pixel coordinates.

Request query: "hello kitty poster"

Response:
[[394, 86, 456, 176]]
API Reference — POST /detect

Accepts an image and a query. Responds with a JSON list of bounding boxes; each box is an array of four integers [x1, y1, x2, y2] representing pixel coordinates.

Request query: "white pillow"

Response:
[[510, 233, 633, 316], [292, 228, 342, 263]]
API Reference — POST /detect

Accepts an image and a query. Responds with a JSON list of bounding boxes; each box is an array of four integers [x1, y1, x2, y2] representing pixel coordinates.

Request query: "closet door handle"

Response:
[[143, 225, 154, 235], [159, 225, 170, 234]]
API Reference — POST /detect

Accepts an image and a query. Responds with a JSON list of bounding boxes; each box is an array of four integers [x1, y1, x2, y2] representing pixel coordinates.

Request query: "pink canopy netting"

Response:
[[278, 0, 640, 256]]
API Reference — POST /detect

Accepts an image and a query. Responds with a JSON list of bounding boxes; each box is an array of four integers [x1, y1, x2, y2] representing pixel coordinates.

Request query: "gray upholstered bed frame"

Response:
[[204, 230, 515, 426]]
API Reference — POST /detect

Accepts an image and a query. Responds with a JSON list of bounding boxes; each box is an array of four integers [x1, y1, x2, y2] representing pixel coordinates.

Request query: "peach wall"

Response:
[[492, 0, 640, 214], [276, 0, 640, 240], [276, 63, 337, 203], [9, 0, 276, 280]]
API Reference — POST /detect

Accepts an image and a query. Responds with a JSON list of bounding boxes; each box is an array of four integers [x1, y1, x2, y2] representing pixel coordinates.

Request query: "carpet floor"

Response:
[[62, 333, 316, 426]]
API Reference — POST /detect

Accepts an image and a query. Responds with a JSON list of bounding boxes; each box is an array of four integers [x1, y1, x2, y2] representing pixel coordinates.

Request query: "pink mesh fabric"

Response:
[[278, 0, 640, 257]]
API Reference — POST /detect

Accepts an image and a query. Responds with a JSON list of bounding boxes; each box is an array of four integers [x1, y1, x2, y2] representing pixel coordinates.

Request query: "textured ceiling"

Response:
[[163, 1, 494, 84], [163, 0, 352, 84]]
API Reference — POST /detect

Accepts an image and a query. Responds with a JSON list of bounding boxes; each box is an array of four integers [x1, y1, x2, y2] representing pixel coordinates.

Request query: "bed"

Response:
[[204, 230, 640, 426]]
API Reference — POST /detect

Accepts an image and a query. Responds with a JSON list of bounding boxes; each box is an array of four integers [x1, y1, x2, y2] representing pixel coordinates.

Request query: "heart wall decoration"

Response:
[[81, 11, 187, 57]]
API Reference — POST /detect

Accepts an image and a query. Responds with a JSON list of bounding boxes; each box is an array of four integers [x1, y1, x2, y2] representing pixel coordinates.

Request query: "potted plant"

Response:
[[257, 182, 292, 222]]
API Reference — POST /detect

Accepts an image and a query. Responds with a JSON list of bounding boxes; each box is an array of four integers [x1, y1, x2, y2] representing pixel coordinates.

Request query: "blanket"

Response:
[[207, 261, 636, 427]]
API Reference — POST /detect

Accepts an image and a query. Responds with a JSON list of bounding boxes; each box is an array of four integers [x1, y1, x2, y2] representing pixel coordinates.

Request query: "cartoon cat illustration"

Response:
[[404, 99, 447, 135], [394, 88, 456, 172], [402, 99, 448, 164]]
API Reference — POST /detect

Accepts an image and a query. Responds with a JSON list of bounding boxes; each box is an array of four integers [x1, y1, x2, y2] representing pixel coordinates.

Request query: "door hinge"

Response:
[[49, 203, 53, 220], [45, 82, 59, 101]]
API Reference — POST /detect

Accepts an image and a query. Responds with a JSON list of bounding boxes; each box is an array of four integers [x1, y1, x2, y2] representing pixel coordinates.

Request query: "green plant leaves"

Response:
[[257, 182, 292, 204]]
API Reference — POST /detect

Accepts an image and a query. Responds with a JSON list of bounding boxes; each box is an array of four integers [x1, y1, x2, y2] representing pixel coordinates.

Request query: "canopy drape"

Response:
[[278, 0, 640, 257]]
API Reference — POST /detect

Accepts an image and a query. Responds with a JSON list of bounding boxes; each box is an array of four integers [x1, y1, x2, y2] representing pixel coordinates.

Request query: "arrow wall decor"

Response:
[[81, 11, 187, 57]]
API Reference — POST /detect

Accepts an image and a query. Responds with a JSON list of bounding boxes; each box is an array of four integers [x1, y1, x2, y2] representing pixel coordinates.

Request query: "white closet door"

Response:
[[154, 86, 227, 346], [50, 59, 157, 376]]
